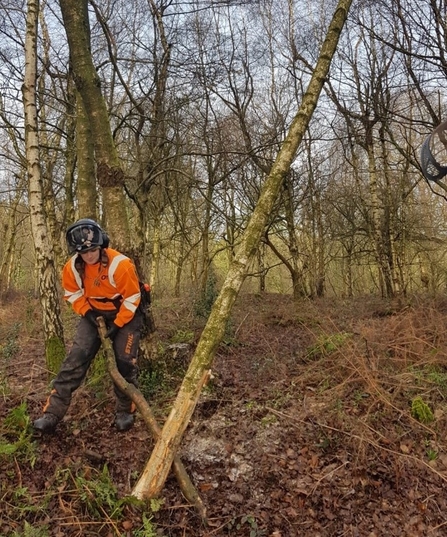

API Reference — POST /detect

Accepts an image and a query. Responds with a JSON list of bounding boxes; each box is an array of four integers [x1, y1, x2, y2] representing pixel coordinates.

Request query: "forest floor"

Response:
[[2, 291, 447, 537]]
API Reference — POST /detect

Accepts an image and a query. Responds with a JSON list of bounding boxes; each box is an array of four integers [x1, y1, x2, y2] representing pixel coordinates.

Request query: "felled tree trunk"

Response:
[[131, 0, 354, 500], [96, 317, 206, 519]]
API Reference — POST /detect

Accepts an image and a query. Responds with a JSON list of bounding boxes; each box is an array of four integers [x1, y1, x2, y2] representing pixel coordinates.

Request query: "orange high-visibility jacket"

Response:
[[62, 248, 141, 328]]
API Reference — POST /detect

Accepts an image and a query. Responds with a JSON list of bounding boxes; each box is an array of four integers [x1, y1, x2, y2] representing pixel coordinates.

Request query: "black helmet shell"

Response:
[[66, 219, 109, 253]]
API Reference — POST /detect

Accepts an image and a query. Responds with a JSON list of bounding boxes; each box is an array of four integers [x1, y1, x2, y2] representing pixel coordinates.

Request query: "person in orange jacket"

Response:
[[33, 219, 144, 434]]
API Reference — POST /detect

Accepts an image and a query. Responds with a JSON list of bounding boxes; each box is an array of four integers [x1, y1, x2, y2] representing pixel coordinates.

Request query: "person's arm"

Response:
[[111, 261, 141, 328]]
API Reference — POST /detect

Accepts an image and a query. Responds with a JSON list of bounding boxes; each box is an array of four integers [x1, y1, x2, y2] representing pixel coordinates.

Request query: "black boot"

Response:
[[33, 413, 60, 434], [115, 412, 134, 432]]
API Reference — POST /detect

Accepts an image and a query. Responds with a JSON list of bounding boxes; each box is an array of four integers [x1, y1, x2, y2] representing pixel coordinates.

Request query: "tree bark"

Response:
[[23, 0, 65, 374], [75, 88, 97, 219], [131, 0, 353, 500]]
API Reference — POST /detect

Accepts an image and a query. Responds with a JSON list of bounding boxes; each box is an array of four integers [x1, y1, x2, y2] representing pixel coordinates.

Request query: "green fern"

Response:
[[0, 402, 36, 467], [11, 521, 49, 537]]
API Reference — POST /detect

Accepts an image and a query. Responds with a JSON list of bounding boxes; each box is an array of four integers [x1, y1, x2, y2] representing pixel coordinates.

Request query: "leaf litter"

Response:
[[1, 292, 447, 535]]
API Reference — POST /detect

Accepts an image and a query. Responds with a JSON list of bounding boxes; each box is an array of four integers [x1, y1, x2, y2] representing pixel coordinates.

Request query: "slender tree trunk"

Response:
[[63, 75, 77, 228], [343, 243, 354, 298], [131, 0, 353, 500], [174, 251, 184, 298], [312, 186, 325, 297], [367, 137, 394, 297], [380, 126, 403, 296], [38, 9, 65, 268], [150, 219, 161, 294], [23, 0, 65, 374], [0, 177, 25, 292], [283, 175, 306, 299], [225, 206, 236, 265], [257, 244, 266, 293], [0, 220, 14, 292], [200, 189, 212, 294]]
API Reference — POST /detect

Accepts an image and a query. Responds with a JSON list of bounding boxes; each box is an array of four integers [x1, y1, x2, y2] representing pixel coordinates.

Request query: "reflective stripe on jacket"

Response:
[[62, 248, 141, 327]]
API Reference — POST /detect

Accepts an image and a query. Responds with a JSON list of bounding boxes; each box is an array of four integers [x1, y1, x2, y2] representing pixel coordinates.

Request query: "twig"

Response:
[[310, 461, 349, 493], [429, 520, 447, 533], [234, 313, 249, 337]]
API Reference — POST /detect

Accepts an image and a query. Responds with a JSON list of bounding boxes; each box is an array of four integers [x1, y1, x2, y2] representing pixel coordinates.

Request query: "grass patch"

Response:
[[411, 396, 434, 424], [1, 322, 21, 360]]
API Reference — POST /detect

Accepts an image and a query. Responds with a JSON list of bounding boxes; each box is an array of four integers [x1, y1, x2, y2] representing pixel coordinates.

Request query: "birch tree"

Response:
[[23, 0, 64, 373]]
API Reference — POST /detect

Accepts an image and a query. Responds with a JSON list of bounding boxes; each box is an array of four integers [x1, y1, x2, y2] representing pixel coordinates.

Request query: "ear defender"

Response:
[[102, 232, 110, 248]]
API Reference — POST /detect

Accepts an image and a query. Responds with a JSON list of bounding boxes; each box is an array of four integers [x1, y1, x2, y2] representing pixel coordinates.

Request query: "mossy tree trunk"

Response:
[[131, 0, 353, 500], [23, 0, 65, 374], [58, 0, 130, 247]]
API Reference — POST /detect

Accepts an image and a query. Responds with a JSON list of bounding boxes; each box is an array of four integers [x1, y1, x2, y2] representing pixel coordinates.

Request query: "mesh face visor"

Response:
[[67, 224, 104, 252], [420, 120, 447, 182]]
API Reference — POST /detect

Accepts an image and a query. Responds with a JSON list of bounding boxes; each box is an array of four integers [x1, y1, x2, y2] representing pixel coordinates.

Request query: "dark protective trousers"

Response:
[[43, 309, 144, 419]]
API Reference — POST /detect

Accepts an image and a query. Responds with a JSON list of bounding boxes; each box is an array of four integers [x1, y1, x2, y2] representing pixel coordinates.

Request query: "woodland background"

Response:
[[3, 1, 447, 536], [1, 0, 447, 303]]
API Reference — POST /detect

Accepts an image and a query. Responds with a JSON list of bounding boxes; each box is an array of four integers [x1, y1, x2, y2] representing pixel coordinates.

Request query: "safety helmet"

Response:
[[420, 120, 447, 182], [66, 218, 109, 253]]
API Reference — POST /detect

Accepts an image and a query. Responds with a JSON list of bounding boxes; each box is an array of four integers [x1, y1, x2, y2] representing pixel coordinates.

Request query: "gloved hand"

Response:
[[84, 310, 98, 327], [105, 322, 120, 339]]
